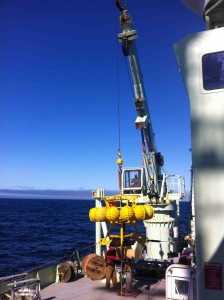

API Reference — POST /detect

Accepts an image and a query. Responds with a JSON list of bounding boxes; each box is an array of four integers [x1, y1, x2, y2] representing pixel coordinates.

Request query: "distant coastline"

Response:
[[0, 189, 189, 201], [0, 189, 119, 200]]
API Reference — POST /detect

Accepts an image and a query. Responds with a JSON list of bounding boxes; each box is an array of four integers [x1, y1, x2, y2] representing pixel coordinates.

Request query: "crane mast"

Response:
[[116, 2, 164, 200], [92, 1, 185, 261]]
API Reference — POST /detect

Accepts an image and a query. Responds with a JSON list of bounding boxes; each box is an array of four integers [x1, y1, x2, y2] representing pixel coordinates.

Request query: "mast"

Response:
[[116, 1, 164, 199]]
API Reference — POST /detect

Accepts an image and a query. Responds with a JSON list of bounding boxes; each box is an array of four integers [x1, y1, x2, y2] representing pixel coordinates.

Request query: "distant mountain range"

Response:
[[0, 189, 120, 200], [0, 189, 190, 201]]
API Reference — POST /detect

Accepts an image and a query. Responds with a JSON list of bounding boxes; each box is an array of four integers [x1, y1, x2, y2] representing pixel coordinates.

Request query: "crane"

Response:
[[116, 1, 173, 203], [92, 1, 185, 261], [114, 1, 186, 259]]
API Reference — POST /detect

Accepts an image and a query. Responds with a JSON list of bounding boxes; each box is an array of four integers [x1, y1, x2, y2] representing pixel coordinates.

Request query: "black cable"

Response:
[[116, 39, 121, 151]]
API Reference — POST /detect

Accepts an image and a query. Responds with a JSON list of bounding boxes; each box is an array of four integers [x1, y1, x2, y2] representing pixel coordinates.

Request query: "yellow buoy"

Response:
[[144, 205, 154, 219], [89, 208, 97, 222], [89, 207, 107, 222], [106, 206, 120, 223], [116, 157, 123, 166], [96, 207, 107, 222], [120, 206, 135, 222], [134, 205, 146, 221]]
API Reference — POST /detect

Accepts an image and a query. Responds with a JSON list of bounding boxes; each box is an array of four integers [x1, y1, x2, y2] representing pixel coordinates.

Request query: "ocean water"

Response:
[[0, 198, 190, 277]]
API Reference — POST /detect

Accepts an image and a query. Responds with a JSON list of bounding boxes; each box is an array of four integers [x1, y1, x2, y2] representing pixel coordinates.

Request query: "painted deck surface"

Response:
[[40, 275, 166, 300]]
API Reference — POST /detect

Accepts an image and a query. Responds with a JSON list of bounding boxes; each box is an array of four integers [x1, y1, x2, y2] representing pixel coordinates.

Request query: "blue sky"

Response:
[[0, 1, 204, 193]]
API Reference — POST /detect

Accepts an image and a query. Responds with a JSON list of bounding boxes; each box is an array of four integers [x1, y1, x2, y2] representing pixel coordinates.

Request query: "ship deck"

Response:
[[40, 274, 166, 300]]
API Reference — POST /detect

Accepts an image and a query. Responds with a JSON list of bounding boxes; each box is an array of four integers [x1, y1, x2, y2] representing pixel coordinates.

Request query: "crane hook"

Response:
[[117, 149, 123, 191]]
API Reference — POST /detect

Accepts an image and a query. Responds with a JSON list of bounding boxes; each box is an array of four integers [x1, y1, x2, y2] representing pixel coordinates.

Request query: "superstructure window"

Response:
[[202, 52, 224, 90]]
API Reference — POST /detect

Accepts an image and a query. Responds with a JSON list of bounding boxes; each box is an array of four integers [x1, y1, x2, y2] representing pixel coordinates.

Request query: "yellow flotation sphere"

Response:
[[106, 206, 120, 223], [96, 207, 107, 222], [89, 208, 96, 221], [116, 158, 123, 166], [134, 205, 146, 221], [144, 205, 154, 219], [89, 207, 107, 222], [120, 206, 135, 222]]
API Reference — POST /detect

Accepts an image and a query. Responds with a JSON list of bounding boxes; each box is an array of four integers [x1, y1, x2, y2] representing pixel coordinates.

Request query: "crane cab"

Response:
[[121, 167, 185, 202], [121, 167, 146, 195]]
